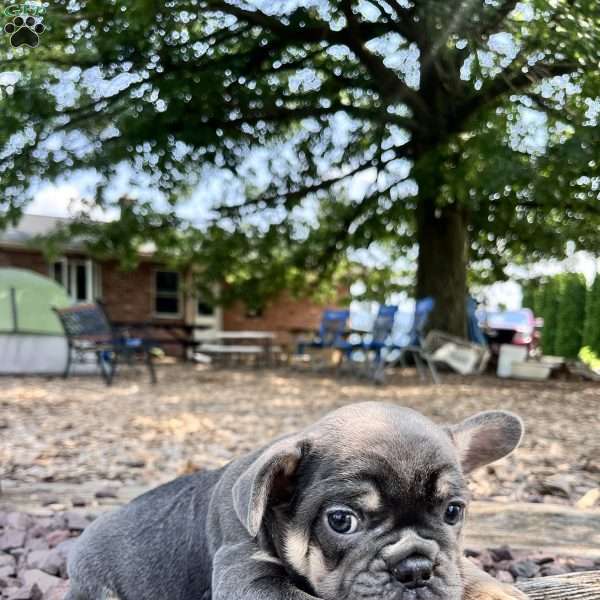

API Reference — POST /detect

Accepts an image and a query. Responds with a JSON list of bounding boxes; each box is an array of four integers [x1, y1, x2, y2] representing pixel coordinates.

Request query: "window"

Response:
[[197, 300, 215, 317], [155, 270, 181, 316], [50, 258, 99, 303], [194, 288, 219, 330]]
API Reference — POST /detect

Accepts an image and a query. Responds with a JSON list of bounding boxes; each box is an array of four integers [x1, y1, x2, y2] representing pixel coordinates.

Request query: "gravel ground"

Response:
[[1, 365, 599, 599], [1, 365, 599, 505], [1, 508, 599, 600]]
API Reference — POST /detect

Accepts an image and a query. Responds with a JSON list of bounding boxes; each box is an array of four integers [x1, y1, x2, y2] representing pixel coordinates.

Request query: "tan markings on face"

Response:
[[359, 486, 382, 512], [284, 528, 310, 575], [436, 470, 460, 500], [307, 544, 338, 597], [436, 471, 453, 498], [251, 550, 284, 566]]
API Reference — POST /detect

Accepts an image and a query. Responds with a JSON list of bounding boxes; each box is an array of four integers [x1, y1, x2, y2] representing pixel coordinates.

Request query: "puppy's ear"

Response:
[[449, 411, 523, 474], [232, 435, 306, 537]]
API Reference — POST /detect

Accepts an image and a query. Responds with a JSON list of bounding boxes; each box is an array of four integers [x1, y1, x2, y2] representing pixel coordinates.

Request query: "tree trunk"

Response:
[[415, 196, 469, 339]]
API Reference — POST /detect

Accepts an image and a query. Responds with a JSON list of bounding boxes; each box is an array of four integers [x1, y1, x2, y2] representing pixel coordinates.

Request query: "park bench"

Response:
[[54, 302, 157, 385]]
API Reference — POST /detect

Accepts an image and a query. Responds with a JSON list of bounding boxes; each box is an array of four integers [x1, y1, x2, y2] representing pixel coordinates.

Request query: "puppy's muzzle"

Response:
[[381, 531, 439, 589]]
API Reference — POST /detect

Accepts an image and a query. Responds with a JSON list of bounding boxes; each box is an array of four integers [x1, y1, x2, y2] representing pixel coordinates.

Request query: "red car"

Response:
[[482, 309, 543, 357]]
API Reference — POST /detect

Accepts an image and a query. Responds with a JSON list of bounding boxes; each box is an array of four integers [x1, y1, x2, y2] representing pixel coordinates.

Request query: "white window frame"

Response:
[[154, 269, 183, 318], [193, 283, 222, 330], [195, 299, 222, 329], [50, 257, 99, 304]]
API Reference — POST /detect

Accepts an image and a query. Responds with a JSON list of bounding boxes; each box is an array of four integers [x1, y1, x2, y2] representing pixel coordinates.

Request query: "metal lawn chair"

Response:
[[54, 302, 157, 385], [296, 309, 352, 367], [375, 297, 440, 384]]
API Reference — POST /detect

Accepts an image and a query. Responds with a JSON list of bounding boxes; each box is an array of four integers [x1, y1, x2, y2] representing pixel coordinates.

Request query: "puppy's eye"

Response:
[[444, 502, 464, 525], [326, 509, 359, 534]]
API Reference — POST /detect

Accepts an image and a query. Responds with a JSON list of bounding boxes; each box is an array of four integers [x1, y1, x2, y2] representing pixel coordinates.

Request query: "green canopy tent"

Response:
[[0, 268, 72, 374]]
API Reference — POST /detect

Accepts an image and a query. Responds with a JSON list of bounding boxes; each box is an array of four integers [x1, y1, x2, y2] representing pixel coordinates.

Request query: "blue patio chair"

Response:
[[467, 295, 487, 345], [358, 305, 398, 372], [374, 297, 439, 384], [297, 309, 352, 362], [408, 296, 435, 346]]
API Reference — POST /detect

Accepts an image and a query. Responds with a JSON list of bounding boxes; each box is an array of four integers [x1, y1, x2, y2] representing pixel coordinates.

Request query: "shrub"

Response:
[[521, 278, 544, 314], [555, 273, 587, 358], [583, 275, 600, 355], [538, 277, 561, 355], [579, 346, 600, 371]]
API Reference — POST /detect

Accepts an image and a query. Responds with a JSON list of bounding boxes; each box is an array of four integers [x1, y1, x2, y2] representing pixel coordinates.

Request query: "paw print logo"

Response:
[[4, 15, 45, 48]]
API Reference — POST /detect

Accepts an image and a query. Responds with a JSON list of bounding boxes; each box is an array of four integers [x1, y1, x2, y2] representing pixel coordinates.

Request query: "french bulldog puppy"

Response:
[[66, 402, 528, 600]]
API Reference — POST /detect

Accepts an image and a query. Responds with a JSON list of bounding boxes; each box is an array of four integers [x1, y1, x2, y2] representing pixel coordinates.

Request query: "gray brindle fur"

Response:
[[67, 402, 529, 600]]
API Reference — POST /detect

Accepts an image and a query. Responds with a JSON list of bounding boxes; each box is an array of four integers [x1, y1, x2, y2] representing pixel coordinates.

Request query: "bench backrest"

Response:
[[54, 303, 112, 343]]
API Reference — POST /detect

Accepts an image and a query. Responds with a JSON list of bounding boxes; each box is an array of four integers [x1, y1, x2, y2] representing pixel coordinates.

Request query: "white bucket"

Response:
[[497, 344, 528, 378]]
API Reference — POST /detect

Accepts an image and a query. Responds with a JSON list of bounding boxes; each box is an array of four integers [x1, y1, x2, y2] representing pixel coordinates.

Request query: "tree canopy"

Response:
[[1, 0, 599, 332]]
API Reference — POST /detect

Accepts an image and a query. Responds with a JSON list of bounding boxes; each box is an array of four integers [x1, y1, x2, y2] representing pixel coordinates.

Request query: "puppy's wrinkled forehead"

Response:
[[307, 403, 462, 497], [311, 402, 456, 459]]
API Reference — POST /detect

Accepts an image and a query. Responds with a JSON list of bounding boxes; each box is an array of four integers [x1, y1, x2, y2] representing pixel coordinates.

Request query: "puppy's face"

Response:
[[279, 445, 466, 600], [233, 403, 523, 600]]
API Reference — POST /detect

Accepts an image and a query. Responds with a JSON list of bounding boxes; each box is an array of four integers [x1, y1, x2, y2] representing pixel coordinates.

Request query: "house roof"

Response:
[[1, 214, 74, 245], [0, 214, 87, 251], [0, 213, 156, 256]]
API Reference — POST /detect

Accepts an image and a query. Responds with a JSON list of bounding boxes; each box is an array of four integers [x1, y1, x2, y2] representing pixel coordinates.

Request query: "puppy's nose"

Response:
[[391, 554, 433, 588]]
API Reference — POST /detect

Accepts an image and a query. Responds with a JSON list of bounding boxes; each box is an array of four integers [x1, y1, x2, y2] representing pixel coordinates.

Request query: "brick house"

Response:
[[0, 214, 331, 354]]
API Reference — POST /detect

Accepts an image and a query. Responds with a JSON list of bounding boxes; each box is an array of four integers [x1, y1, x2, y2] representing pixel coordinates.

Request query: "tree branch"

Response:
[[382, 0, 420, 42], [217, 153, 398, 216], [203, 0, 344, 44], [459, 61, 580, 120], [313, 175, 407, 280], [204, 0, 427, 117], [203, 101, 416, 132], [523, 93, 579, 124], [476, 0, 519, 39], [339, 0, 428, 115]]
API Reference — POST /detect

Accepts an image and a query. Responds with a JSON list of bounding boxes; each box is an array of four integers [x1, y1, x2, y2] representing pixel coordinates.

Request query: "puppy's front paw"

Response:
[[464, 581, 529, 600]]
